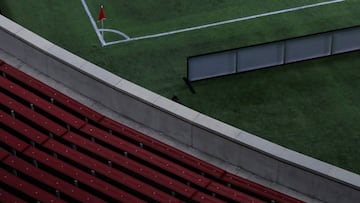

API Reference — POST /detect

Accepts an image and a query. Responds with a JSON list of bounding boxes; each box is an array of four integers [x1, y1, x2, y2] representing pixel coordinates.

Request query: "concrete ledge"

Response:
[[1, 14, 359, 202], [116, 79, 159, 103]]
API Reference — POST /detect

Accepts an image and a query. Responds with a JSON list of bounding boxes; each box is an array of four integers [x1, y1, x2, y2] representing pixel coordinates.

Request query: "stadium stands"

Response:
[[1, 62, 304, 202]]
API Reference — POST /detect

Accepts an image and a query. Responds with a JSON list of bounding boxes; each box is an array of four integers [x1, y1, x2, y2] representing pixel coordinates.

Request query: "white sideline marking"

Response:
[[81, 0, 106, 46], [82, 0, 345, 47]]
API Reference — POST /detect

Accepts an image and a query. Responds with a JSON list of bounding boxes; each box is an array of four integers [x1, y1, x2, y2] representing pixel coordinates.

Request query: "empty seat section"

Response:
[[81, 124, 211, 188], [23, 147, 144, 203], [0, 62, 305, 203], [206, 182, 266, 203], [0, 76, 85, 129], [43, 139, 180, 202], [100, 117, 226, 178], [3, 154, 106, 203], [0, 92, 67, 137], [1, 169, 66, 203], [0, 64, 104, 122], [191, 191, 226, 203], [62, 131, 198, 199], [0, 109, 49, 144], [222, 173, 304, 203]]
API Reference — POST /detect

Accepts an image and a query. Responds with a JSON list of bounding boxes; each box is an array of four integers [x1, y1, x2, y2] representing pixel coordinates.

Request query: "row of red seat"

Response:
[[0, 76, 85, 129], [0, 96, 252, 202], [0, 74, 225, 201], [3, 152, 106, 203], [0, 61, 304, 202], [0, 109, 230, 202], [0, 62, 104, 122], [62, 131, 198, 199], [100, 117, 303, 203], [0, 64, 248, 202], [1, 169, 67, 203], [1, 135, 144, 202], [0, 91, 67, 136]]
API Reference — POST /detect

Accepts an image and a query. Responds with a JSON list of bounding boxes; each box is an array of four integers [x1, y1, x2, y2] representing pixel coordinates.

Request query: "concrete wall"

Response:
[[1, 15, 359, 202]]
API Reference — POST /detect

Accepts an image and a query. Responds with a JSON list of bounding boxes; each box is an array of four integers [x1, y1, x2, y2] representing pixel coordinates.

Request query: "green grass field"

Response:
[[86, 0, 328, 39], [1, 0, 360, 174]]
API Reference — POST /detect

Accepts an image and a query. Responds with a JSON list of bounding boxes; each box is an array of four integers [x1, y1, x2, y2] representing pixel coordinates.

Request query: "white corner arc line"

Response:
[[98, 29, 130, 39], [83, 0, 345, 46]]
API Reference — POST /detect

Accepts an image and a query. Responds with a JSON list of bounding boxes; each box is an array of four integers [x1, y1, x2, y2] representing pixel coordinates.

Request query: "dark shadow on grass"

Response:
[[0, 1, 13, 18]]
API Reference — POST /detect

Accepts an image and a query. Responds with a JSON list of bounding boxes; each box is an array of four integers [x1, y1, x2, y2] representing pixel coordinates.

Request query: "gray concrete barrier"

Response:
[[1, 15, 359, 202]]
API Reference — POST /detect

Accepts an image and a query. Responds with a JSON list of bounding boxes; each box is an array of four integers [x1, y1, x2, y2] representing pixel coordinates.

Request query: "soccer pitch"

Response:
[[1, 0, 360, 174], [83, 0, 343, 45]]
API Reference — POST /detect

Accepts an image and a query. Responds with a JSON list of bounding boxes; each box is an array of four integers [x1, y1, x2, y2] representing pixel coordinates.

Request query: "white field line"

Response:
[[82, 0, 345, 47], [81, 0, 106, 46], [98, 28, 130, 39]]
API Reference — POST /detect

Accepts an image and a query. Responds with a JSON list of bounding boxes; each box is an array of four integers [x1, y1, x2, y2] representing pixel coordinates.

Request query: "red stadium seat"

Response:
[[222, 173, 304, 203], [43, 139, 180, 203], [0, 64, 104, 122], [0, 110, 49, 145], [0, 189, 27, 203], [62, 131, 198, 198], [191, 191, 226, 203], [100, 117, 226, 178], [206, 182, 266, 203], [0, 128, 29, 152], [3, 154, 106, 203], [24, 147, 144, 203], [0, 148, 10, 161], [81, 124, 211, 188], [0, 76, 85, 129], [0, 92, 67, 137], [1, 169, 66, 203]]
